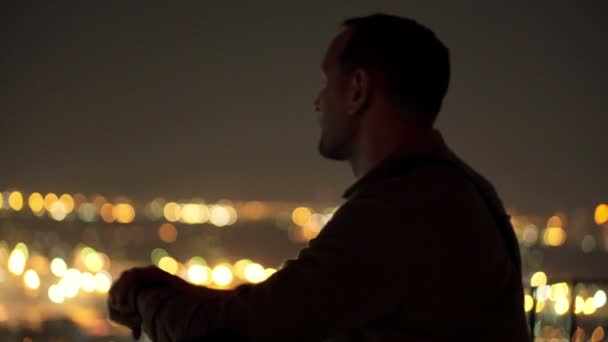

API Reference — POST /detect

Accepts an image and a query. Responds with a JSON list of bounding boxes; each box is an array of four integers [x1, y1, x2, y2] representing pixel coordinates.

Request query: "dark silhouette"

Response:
[[109, 13, 529, 341]]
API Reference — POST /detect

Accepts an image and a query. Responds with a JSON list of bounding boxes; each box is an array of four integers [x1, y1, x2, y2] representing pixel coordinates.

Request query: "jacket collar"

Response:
[[342, 129, 452, 200]]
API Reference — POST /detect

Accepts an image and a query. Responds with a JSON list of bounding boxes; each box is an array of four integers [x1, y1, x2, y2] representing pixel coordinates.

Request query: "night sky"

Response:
[[2, 2, 607, 215]]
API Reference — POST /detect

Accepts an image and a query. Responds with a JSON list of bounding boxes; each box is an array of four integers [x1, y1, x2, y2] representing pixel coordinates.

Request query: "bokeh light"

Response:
[[59, 194, 75, 213], [536, 285, 551, 302], [48, 284, 64, 304], [84, 252, 104, 273], [264, 268, 277, 279], [211, 264, 233, 287], [94, 272, 112, 293], [583, 297, 597, 315], [163, 202, 181, 222], [158, 223, 178, 243], [180, 204, 209, 224], [150, 248, 168, 265], [549, 283, 569, 301], [524, 294, 534, 313], [23, 270, 40, 290], [575, 296, 585, 314], [49, 200, 68, 221], [113, 203, 135, 224], [530, 271, 547, 287], [158, 256, 179, 275], [43, 193, 58, 211], [78, 203, 98, 222], [243, 263, 265, 283], [99, 203, 115, 223], [594, 289, 607, 308], [50, 258, 68, 277], [554, 296, 570, 315], [80, 272, 96, 292], [8, 248, 27, 276], [292, 207, 313, 227], [595, 204, 608, 225], [60, 268, 82, 298], [8, 191, 24, 211], [28, 192, 44, 215], [187, 265, 210, 285], [209, 205, 232, 227], [233, 259, 253, 279], [543, 227, 566, 247]]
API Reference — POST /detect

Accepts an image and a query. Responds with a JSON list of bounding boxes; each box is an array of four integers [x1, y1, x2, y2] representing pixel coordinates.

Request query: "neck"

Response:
[[349, 120, 433, 179]]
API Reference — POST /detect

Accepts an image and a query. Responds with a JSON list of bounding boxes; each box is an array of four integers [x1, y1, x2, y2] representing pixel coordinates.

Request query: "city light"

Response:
[[549, 283, 569, 301], [23, 270, 40, 290], [84, 251, 104, 273], [78, 203, 98, 222], [48, 284, 64, 304], [158, 223, 178, 243], [554, 296, 569, 315], [243, 263, 265, 283], [536, 285, 551, 301], [113, 203, 136, 223], [50, 258, 68, 277], [94, 272, 112, 293], [150, 248, 169, 265], [233, 259, 253, 279], [60, 269, 82, 298], [180, 204, 209, 224], [524, 294, 534, 313], [158, 256, 179, 275], [80, 272, 96, 292], [8, 191, 24, 211], [49, 200, 68, 221], [575, 296, 584, 314], [59, 194, 75, 213], [595, 204, 608, 225], [594, 290, 607, 308], [8, 248, 27, 276], [28, 192, 44, 214], [100, 203, 115, 223], [211, 264, 233, 287], [43, 193, 58, 211], [209, 205, 232, 227], [264, 268, 277, 279], [292, 207, 313, 227], [163, 202, 181, 222], [583, 297, 597, 315], [187, 265, 210, 285], [543, 227, 566, 246], [530, 271, 547, 287]]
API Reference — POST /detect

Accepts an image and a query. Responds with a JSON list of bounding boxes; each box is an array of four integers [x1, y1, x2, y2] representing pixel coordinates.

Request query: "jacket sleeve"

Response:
[[136, 196, 412, 342]]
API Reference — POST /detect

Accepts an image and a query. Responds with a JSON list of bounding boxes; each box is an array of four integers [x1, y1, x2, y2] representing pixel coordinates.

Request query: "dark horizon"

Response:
[[2, 2, 607, 216]]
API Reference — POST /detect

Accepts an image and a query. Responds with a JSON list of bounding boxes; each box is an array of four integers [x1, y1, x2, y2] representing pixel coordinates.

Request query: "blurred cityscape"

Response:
[[1, 189, 607, 341]]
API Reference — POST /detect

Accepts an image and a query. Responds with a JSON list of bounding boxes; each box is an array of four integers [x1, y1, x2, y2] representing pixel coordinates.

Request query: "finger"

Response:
[[109, 307, 141, 330], [132, 325, 142, 340]]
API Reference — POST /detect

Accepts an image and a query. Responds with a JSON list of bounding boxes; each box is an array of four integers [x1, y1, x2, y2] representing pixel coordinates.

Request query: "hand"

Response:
[[108, 266, 184, 338]]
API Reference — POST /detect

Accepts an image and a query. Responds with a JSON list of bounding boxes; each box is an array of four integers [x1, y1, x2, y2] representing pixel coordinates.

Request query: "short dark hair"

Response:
[[340, 13, 450, 126]]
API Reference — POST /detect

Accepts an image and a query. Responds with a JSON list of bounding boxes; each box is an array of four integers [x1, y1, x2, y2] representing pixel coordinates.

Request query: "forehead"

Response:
[[322, 27, 353, 71]]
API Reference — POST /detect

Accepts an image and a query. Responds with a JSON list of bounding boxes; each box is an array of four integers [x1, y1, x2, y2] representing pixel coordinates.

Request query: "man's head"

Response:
[[315, 13, 450, 161]]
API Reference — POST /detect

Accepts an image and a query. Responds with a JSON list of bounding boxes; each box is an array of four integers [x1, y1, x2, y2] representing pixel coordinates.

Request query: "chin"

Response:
[[318, 138, 348, 161]]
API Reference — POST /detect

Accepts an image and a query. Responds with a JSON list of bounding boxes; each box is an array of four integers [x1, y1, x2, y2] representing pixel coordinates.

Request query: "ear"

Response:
[[346, 68, 371, 116]]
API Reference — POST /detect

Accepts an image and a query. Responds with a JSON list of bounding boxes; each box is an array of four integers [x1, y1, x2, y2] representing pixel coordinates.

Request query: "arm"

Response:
[[136, 196, 410, 341]]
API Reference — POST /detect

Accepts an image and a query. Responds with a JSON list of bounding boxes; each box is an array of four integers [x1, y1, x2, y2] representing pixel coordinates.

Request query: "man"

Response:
[[109, 13, 530, 341]]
